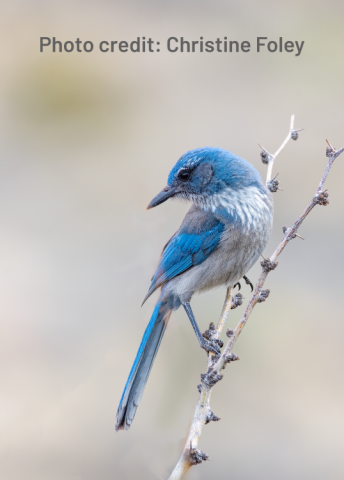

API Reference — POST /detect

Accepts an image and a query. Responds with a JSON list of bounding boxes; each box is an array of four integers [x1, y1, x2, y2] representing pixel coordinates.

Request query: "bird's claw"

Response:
[[202, 339, 221, 356], [234, 282, 241, 291], [243, 275, 254, 292]]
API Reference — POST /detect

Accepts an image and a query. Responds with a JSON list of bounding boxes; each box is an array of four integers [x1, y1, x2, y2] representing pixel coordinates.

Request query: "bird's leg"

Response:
[[243, 275, 254, 292], [183, 302, 221, 355]]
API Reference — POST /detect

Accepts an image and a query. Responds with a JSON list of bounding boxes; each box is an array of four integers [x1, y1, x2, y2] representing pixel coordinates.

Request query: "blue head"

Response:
[[147, 147, 265, 209]]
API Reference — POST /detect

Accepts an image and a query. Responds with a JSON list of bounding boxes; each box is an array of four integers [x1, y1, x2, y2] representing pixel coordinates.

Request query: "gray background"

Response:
[[1, 1, 344, 479]]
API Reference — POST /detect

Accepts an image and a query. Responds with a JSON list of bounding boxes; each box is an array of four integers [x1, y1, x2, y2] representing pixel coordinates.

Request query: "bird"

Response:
[[116, 146, 273, 431]]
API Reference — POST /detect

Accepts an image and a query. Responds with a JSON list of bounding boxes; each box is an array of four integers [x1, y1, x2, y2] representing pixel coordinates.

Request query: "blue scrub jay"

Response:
[[116, 147, 273, 431]]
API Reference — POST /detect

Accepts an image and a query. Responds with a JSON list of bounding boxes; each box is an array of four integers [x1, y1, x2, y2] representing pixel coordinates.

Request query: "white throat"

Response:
[[193, 186, 273, 231]]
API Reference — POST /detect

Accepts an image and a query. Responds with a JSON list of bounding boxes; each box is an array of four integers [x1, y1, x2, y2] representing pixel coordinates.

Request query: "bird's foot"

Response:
[[234, 282, 241, 291], [243, 275, 254, 292], [201, 339, 222, 356]]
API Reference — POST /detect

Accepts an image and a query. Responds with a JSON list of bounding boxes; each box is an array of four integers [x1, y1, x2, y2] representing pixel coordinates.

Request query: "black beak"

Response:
[[147, 185, 177, 209]]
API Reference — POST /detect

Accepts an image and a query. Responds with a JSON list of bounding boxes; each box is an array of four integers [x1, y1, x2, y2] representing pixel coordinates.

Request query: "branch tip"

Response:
[[205, 411, 221, 424], [265, 115, 300, 185], [282, 225, 304, 241], [230, 292, 243, 309], [189, 443, 209, 465], [314, 190, 329, 206], [258, 144, 274, 165], [260, 258, 278, 273], [201, 370, 223, 388], [257, 289, 270, 303], [226, 329, 234, 337], [267, 178, 281, 193], [224, 353, 239, 363], [326, 139, 336, 152], [291, 128, 303, 141], [295, 233, 304, 240]]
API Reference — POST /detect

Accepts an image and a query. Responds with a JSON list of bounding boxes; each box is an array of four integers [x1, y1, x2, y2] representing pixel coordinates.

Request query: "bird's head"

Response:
[[147, 147, 264, 210]]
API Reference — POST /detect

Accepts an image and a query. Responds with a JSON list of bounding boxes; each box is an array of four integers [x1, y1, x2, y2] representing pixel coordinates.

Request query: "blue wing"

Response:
[[143, 207, 225, 304]]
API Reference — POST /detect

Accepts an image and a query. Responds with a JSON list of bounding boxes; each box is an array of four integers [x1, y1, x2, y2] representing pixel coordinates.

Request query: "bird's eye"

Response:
[[178, 170, 191, 182]]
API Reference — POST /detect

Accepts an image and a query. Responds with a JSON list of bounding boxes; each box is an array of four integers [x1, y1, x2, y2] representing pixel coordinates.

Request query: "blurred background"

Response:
[[1, 1, 344, 479]]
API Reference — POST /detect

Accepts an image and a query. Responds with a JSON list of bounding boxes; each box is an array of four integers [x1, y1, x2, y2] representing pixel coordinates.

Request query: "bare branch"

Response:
[[264, 115, 303, 185], [167, 287, 234, 480], [214, 140, 343, 371], [167, 120, 343, 480]]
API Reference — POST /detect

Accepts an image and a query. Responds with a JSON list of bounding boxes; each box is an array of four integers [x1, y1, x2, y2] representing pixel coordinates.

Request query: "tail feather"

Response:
[[116, 298, 172, 431]]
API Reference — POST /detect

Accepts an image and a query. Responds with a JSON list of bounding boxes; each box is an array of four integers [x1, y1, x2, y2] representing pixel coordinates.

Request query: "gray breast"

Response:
[[165, 185, 273, 301]]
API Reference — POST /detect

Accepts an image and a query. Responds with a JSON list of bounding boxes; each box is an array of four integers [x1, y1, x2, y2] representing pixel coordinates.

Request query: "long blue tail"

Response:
[[116, 296, 173, 431]]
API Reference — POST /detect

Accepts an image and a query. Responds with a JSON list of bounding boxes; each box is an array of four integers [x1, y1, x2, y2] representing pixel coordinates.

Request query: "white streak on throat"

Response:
[[191, 186, 273, 231]]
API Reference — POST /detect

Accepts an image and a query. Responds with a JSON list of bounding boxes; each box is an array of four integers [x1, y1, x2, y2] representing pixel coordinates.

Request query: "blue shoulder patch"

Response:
[[143, 214, 224, 304]]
